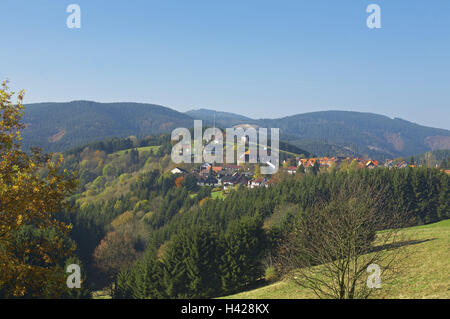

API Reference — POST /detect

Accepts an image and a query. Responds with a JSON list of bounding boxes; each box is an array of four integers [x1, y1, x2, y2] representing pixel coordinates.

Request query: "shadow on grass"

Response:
[[219, 278, 272, 297], [224, 239, 437, 298], [371, 238, 436, 253]]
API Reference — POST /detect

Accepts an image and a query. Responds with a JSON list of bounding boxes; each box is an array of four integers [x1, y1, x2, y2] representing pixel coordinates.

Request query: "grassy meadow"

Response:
[[224, 219, 450, 299]]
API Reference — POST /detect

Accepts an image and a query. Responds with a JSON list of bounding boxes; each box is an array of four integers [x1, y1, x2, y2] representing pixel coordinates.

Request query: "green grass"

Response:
[[224, 219, 450, 299], [92, 289, 112, 299], [92, 219, 450, 299], [411, 218, 450, 229], [223, 141, 301, 158], [114, 145, 160, 156], [211, 190, 225, 200], [190, 191, 225, 200]]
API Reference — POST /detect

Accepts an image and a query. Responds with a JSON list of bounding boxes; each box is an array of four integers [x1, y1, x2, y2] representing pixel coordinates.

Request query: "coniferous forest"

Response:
[[55, 136, 449, 299], [2, 1, 450, 304], [1, 83, 449, 299]]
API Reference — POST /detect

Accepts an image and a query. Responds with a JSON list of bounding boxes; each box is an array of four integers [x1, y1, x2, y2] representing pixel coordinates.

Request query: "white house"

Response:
[[170, 167, 187, 175]]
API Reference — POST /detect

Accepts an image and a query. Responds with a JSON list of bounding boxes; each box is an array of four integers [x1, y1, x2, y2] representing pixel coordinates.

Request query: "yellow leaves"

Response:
[[16, 215, 23, 226], [14, 287, 26, 297], [43, 254, 52, 264], [0, 82, 78, 298]]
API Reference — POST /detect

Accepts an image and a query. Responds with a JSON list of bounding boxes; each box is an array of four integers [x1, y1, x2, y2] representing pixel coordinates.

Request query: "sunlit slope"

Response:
[[224, 219, 450, 299]]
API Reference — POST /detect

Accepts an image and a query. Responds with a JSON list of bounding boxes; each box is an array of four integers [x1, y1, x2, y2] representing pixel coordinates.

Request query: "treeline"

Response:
[[62, 136, 172, 189], [60, 170, 211, 291], [107, 167, 448, 299], [57, 133, 449, 297], [115, 216, 264, 298], [64, 134, 171, 157]]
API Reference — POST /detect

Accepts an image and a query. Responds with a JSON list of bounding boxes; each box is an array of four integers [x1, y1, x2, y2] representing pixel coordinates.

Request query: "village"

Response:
[[169, 156, 428, 190]]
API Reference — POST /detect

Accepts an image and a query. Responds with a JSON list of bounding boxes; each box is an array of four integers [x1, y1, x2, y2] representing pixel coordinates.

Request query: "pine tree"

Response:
[[437, 173, 449, 220], [114, 270, 134, 299], [221, 215, 265, 294], [162, 226, 222, 298]]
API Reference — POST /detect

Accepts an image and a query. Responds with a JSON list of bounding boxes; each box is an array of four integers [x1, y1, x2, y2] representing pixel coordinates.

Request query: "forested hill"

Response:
[[190, 109, 450, 159], [22, 101, 193, 152], [263, 111, 450, 159], [21, 100, 450, 159], [185, 109, 258, 128], [59, 133, 449, 298]]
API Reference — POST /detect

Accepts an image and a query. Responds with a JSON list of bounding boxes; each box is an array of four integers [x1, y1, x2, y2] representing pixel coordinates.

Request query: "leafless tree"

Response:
[[275, 179, 414, 299]]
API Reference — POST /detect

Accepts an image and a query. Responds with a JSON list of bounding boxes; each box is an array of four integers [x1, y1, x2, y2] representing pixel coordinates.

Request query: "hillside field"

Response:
[[225, 219, 450, 299], [114, 145, 161, 156]]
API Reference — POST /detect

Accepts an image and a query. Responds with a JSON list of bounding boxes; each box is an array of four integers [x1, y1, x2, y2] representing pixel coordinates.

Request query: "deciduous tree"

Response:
[[276, 179, 413, 299], [0, 81, 77, 297]]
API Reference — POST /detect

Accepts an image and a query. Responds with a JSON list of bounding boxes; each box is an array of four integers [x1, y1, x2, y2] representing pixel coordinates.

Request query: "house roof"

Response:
[[223, 164, 242, 169], [251, 177, 266, 183]]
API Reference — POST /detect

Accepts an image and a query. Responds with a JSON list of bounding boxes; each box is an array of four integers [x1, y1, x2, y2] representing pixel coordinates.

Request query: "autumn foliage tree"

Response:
[[92, 231, 138, 292], [174, 176, 185, 188], [0, 81, 78, 298]]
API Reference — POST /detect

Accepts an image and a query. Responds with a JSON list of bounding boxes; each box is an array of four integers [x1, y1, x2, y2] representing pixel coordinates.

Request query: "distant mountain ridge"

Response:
[[21, 101, 450, 159], [185, 109, 258, 127], [188, 109, 450, 159], [22, 101, 193, 152], [263, 111, 450, 159]]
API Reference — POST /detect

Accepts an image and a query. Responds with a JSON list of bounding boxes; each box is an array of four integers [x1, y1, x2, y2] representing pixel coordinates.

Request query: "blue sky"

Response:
[[1, 0, 449, 129]]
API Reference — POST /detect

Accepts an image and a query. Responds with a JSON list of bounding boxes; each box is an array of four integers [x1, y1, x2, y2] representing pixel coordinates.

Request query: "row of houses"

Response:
[[295, 157, 380, 169], [171, 163, 270, 189], [295, 156, 444, 170], [383, 160, 412, 168], [295, 157, 447, 170], [171, 155, 444, 191]]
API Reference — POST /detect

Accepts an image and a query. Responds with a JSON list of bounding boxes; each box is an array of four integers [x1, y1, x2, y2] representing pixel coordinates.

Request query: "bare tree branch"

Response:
[[275, 178, 415, 299]]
